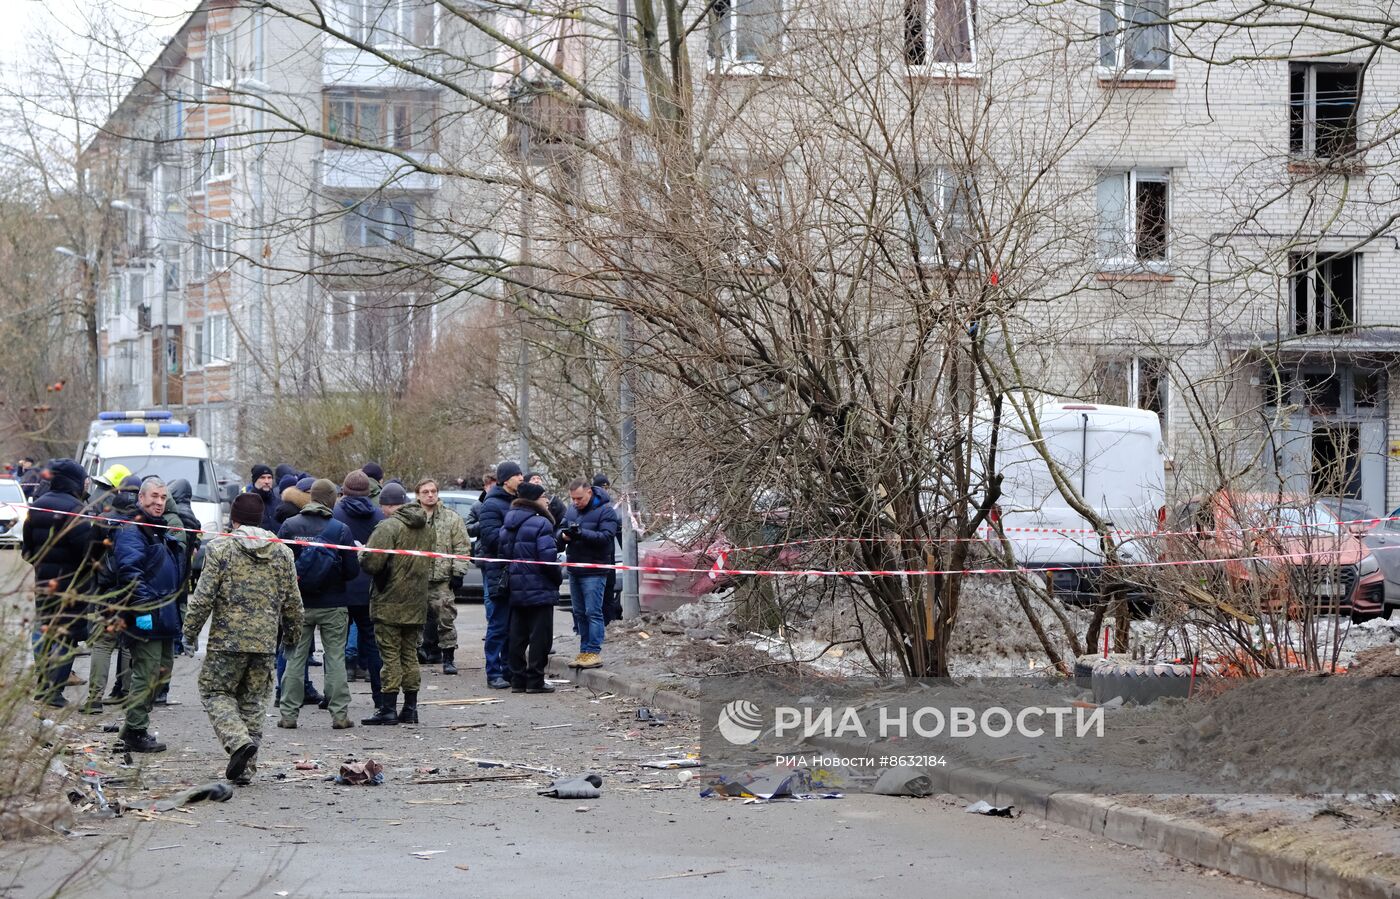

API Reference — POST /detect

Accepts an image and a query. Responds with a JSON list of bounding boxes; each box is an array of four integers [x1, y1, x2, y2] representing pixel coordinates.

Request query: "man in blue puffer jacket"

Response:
[[501, 481, 562, 694], [113, 477, 185, 753]]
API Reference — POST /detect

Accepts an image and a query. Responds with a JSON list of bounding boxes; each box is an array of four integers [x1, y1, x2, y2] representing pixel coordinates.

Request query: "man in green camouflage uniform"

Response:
[[359, 484, 433, 725], [183, 494, 303, 784], [416, 479, 471, 675]]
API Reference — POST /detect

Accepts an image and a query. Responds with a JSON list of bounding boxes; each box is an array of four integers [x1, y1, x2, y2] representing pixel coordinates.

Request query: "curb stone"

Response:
[[548, 659, 1400, 899]]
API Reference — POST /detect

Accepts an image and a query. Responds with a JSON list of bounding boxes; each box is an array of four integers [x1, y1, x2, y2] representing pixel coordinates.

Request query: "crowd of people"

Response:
[[19, 456, 622, 783]]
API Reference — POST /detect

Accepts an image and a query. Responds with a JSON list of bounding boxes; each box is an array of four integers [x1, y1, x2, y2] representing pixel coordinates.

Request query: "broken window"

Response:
[[1096, 169, 1169, 265], [904, 0, 975, 66], [1312, 423, 1361, 498], [1291, 252, 1357, 334], [1289, 63, 1361, 159], [1099, 0, 1170, 73]]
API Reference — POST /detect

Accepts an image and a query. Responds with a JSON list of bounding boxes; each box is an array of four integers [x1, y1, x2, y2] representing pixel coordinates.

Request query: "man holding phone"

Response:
[[560, 479, 621, 669]]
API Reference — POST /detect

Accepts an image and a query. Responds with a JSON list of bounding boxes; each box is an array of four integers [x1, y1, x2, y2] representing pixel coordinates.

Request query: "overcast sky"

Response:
[[0, 0, 196, 162]]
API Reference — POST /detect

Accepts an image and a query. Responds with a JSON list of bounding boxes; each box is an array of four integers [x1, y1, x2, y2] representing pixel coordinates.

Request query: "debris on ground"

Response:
[[700, 766, 844, 802], [636, 707, 668, 725], [538, 773, 603, 799], [152, 782, 233, 812], [410, 850, 446, 859], [871, 766, 934, 797], [639, 757, 701, 769], [408, 772, 530, 785], [336, 760, 384, 786], [965, 800, 1016, 817], [294, 760, 321, 771]]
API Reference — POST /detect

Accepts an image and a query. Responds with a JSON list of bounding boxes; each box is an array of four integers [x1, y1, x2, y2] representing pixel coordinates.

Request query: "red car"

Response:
[[1169, 492, 1385, 620], [638, 519, 737, 613]]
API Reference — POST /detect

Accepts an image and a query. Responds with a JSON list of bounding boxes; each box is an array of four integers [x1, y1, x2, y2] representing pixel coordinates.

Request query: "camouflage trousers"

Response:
[[198, 650, 274, 757], [427, 582, 458, 650], [375, 623, 422, 694]]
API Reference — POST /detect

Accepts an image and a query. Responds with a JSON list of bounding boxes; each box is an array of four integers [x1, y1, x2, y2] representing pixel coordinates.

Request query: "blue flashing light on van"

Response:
[[97, 410, 174, 422], [110, 422, 191, 437]]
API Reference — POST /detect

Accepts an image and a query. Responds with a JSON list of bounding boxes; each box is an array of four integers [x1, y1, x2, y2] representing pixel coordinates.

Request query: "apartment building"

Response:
[[616, 0, 1400, 513], [81, 0, 1400, 513], [83, 0, 502, 466]]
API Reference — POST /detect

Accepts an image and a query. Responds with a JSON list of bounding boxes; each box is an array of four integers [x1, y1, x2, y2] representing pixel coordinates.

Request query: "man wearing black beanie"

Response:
[[474, 461, 524, 689]]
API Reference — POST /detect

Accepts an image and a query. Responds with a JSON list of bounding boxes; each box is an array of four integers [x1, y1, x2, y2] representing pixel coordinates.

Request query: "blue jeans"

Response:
[[569, 574, 607, 655], [275, 644, 315, 694], [346, 620, 359, 668], [482, 569, 512, 681]]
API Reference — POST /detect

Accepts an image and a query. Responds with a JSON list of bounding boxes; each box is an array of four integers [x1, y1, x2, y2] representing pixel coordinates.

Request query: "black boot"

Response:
[[397, 690, 419, 724], [441, 649, 457, 676], [362, 692, 399, 726], [302, 684, 325, 706], [120, 728, 167, 753]]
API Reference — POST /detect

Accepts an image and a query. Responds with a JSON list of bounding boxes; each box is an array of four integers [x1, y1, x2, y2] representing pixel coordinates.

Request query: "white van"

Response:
[[976, 400, 1167, 604], [78, 411, 222, 536]]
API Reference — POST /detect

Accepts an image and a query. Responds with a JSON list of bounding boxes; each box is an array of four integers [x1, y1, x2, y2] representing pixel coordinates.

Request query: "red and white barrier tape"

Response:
[[25, 506, 1391, 580]]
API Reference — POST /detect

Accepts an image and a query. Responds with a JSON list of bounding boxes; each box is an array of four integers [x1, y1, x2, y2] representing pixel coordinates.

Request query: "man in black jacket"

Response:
[[21, 459, 99, 708], [476, 461, 522, 689], [561, 480, 622, 669]]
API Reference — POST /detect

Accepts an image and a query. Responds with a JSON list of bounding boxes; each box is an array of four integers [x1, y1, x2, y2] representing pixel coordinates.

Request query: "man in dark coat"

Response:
[[561, 480, 622, 669], [475, 461, 523, 689], [244, 464, 279, 533], [21, 459, 99, 707], [277, 479, 359, 729], [334, 470, 385, 708], [113, 478, 185, 753], [501, 481, 561, 693]]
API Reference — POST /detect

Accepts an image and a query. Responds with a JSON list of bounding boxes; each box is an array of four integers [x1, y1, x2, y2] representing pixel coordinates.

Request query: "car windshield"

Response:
[[0, 481, 25, 504], [1249, 502, 1345, 536], [652, 519, 712, 548], [104, 456, 218, 503]]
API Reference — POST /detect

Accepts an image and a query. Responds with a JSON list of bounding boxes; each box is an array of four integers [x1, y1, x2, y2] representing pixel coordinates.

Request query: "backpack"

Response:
[[294, 520, 345, 595]]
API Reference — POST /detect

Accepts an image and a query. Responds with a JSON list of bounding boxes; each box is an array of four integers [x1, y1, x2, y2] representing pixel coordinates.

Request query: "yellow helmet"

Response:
[[97, 463, 133, 490]]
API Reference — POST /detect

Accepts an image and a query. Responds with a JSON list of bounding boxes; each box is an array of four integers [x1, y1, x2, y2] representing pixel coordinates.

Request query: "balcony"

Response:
[[323, 46, 441, 90], [320, 149, 441, 192], [504, 83, 586, 162]]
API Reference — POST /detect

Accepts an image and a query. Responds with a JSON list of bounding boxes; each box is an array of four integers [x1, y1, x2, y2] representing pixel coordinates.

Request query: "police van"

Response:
[[78, 410, 222, 535]]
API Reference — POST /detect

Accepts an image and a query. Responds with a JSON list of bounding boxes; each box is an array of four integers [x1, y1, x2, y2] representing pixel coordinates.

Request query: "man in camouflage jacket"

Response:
[[415, 478, 471, 675], [358, 485, 433, 726], [183, 494, 303, 784]]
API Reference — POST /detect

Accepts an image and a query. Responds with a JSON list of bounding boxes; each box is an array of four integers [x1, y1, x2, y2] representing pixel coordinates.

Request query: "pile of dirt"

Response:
[[1349, 645, 1400, 677], [948, 578, 1084, 675], [1168, 674, 1400, 793]]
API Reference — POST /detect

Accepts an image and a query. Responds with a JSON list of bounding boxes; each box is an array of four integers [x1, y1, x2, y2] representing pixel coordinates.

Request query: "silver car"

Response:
[[1363, 505, 1400, 617], [438, 490, 485, 602]]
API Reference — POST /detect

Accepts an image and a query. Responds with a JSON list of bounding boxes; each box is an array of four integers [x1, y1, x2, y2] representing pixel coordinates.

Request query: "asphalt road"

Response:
[[0, 551, 1285, 899]]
